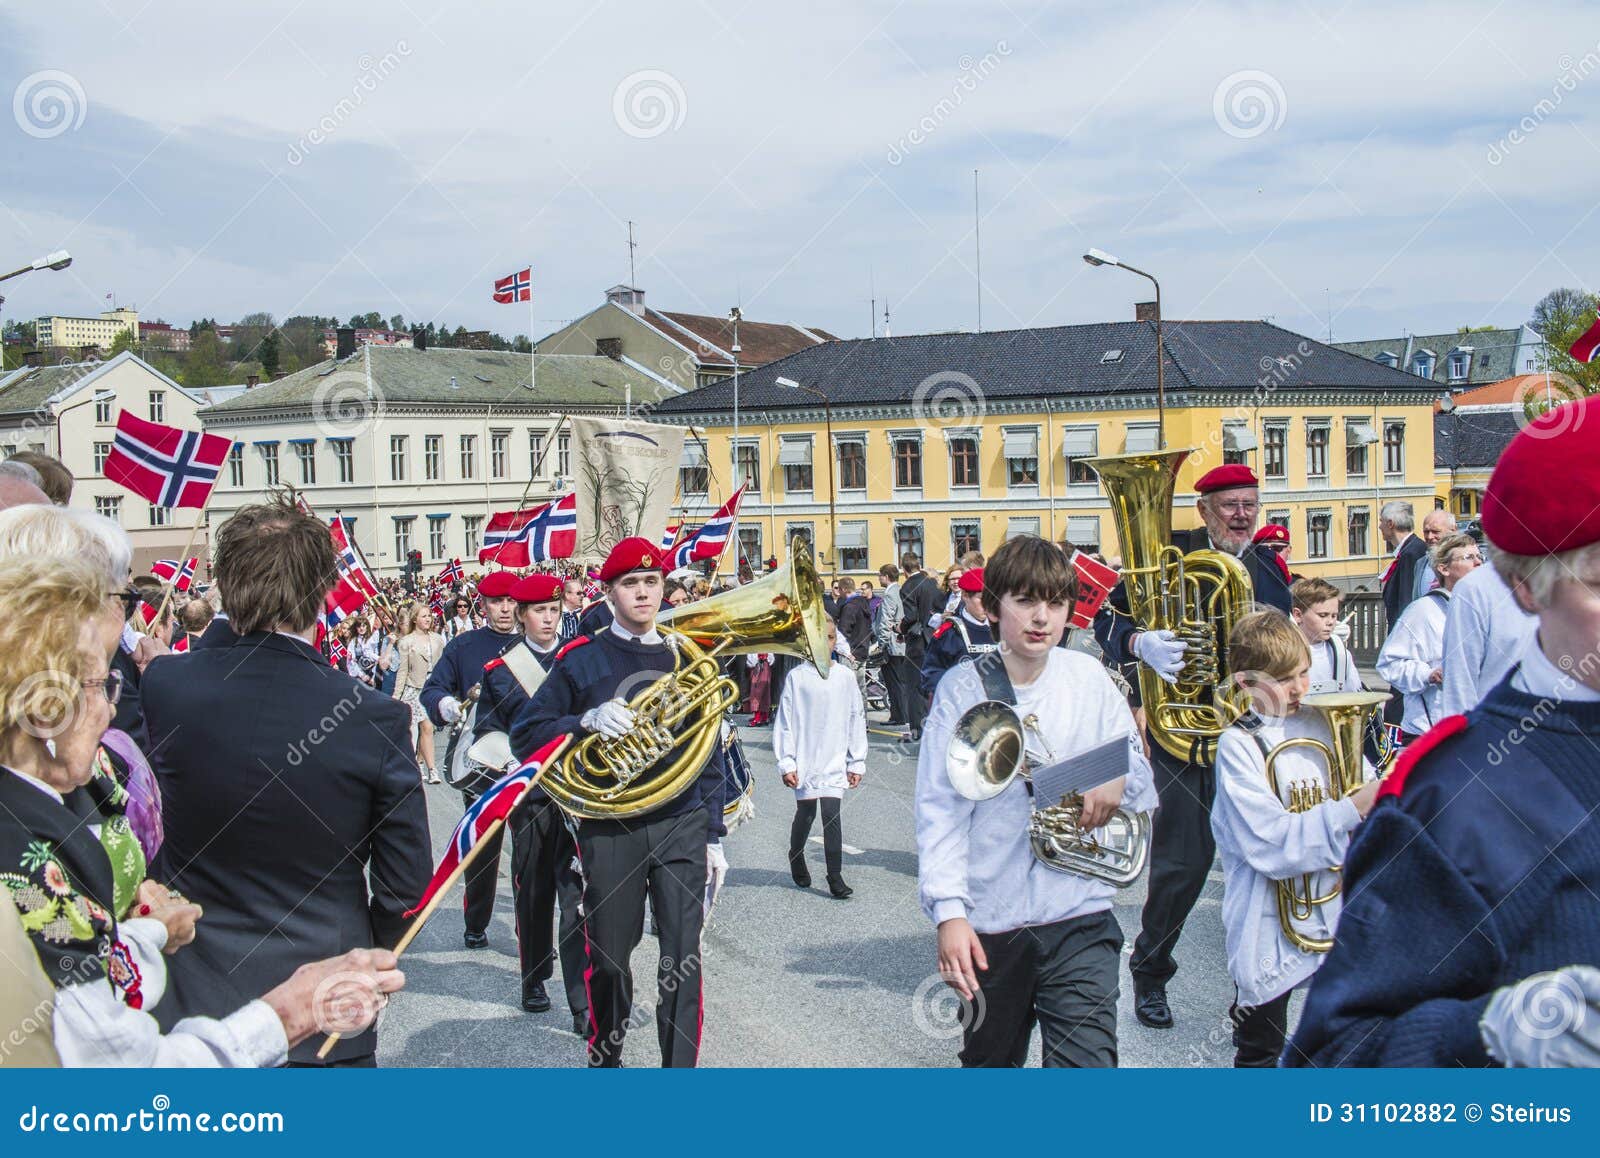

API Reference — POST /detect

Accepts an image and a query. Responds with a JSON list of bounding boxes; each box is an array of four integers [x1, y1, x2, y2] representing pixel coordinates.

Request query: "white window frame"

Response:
[[835, 434, 867, 495], [779, 435, 814, 496], [94, 495, 121, 522], [332, 439, 354, 483], [1062, 425, 1099, 490], [836, 521, 870, 572], [1002, 426, 1040, 494], [390, 435, 407, 482], [294, 441, 316, 486], [1305, 419, 1330, 480], [459, 434, 477, 480], [490, 429, 509, 479], [428, 516, 448, 561]]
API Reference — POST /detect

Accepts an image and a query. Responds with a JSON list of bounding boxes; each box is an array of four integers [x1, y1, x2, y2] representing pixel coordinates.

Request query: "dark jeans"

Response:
[[882, 651, 908, 724], [1231, 990, 1292, 1067], [893, 653, 927, 731], [789, 796, 842, 879], [960, 910, 1124, 1068], [1129, 743, 1215, 992], [509, 797, 588, 1015], [460, 781, 505, 937]]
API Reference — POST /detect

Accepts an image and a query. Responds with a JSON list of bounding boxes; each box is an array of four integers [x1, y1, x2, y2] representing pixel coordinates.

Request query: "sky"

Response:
[[2, 0, 1597, 347]]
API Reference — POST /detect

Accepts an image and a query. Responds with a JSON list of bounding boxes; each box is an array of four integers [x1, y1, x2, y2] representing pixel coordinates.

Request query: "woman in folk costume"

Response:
[[774, 618, 868, 899]]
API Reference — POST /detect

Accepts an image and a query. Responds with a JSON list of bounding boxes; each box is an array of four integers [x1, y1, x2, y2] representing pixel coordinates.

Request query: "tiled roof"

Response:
[[1436, 373, 1573, 409], [652, 319, 1432, 416], [1333, 328, 1525, 385], [644, 309, 836, 368], [1434, 408, 1521, 469]]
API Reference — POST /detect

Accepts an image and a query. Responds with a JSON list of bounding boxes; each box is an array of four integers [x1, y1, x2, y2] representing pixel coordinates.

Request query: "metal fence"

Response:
[[1344, 591, 1388, 666]]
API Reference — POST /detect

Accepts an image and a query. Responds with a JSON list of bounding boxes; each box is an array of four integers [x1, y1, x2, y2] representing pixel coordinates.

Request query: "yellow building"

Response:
[[35, 308, 139, 351], [651, 318, 1445, 593]]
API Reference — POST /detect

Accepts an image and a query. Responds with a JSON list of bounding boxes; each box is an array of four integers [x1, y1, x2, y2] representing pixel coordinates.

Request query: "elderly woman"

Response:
[[0, 555, 404, 1066], [1377, 532, 1484, 743]]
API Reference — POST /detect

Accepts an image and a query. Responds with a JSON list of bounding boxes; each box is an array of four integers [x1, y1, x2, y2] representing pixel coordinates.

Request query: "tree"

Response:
[[1527, 287, 1600, 394], [108, 329, 137, 357], [260, 330, 281, 378], [389, 314, 405, 333], [183, 329, 229, 388]]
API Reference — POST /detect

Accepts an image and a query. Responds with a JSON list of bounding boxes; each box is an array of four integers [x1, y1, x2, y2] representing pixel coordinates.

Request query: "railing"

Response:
[[1344, 591, 1388, 666]]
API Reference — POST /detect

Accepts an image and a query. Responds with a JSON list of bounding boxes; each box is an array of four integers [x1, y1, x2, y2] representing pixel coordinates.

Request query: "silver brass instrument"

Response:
[[946, 700, 1149, 887]]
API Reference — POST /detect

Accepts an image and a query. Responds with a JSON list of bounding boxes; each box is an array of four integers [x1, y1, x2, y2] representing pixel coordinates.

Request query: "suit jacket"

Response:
[[898, 571, 943, 662], [1383, 533, 1429, 628], [144, 632, 431, 1063], [193, 615, 238, 651]]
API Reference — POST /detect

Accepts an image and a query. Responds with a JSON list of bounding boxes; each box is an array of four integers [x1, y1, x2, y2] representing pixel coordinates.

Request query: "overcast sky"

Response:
[[3, 1, 1595, 347]]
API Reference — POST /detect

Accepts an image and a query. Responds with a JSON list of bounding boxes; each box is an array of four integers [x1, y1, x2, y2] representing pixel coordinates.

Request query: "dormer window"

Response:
[[1375, 351, 1399, 369], [1447, 352, 1470, 382], [1410, 351, 1435, 378]]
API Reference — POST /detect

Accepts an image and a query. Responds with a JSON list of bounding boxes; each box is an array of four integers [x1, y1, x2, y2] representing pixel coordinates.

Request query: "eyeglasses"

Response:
[[81, 670, 124, 706], [1446, 552, 1484, 567], [1212, 501, 1261, 515]]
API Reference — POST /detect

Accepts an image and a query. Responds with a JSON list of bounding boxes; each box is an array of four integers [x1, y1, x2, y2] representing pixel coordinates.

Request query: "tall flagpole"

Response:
[[528, 265, 536, 395]]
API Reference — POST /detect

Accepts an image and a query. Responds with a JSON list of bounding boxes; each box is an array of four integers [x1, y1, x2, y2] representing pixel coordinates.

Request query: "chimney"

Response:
[[412, 327, 428, 351], [336, 327, 357, 359], [246, 374, 260, 389], [1135, 301, 1160, 323]]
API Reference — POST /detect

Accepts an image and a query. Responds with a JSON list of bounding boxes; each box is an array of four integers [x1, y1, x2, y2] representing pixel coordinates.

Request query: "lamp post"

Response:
[[775, 375, 834, 570], [729, 306, 742, 573], [0, 251, 71, 372], [1084, 247, 1164, 449]]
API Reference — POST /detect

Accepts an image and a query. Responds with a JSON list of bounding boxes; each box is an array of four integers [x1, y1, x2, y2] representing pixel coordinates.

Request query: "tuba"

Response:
[[1088, 448, 1255, 762], [539, 537, 830, 821], [1262, 691, 1388, 953], [945, 701, 1149, 887]]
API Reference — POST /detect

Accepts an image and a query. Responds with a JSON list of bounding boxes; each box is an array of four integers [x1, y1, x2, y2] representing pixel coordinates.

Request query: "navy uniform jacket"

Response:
[[576, 599, 614, 636], [919, 613, 997, 697], [1286, 673, 1600, 1066], [474, 639, 558, 797], [420, 625, 521, 727], [509, 630, 728, 836]]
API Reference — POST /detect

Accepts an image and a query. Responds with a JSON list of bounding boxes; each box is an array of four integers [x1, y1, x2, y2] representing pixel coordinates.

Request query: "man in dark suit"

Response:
[[145, 500, 431, 1066], [1093, 463, 1292, 1031], [1379, 500, 1428, 628], [897, 552, 942, 741]]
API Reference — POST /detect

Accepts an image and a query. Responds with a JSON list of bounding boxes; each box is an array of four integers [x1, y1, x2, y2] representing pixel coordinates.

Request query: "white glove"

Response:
[[438, 696, 462, 724], [1480, 966, 1600, 1067], [581, 699, 635, 740], [704, 841, 729, 913], [1132, 629, 1188, 684], [1332, 620, 1352, 642]]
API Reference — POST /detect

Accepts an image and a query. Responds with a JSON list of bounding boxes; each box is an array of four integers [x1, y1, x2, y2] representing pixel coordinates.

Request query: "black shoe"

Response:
[[789, 853, 812, 888], [463, 930, 489, 950], [571, 1012, 589, 1036], [521, 982, 551, 1013], [905, 729, 921, 743], [1134, 987, 1173, 1029], [827, 876, 853, 899]]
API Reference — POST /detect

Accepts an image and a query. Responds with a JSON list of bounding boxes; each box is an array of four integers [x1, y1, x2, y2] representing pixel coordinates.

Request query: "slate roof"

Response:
[[1334, 328, 1525, 385], [1434, 408, 1521, 470], [0, 351, 191, 417], [651, 319, 1434, 416]]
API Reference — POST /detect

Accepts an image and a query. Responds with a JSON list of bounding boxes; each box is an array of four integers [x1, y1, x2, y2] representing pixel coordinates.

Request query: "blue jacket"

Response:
[[420, 625, 521, 727], [919, 614, 997, 698]]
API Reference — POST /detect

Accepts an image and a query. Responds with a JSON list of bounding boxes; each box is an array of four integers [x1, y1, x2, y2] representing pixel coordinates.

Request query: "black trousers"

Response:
[[460, 781, 505, 937], [1129, 743, 1215, 992], [1230, 990, 1292, 1067], [881, 652, 906, 724], [509, 796, 588, 1015], [960, 910, 1123, 1068], [789, 796, 842, 878], [894, 653, 927, 731], [573, 807, 709, 1068]]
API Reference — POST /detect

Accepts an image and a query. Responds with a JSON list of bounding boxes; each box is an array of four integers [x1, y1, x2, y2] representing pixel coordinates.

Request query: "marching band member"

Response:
[[918, 536, 1156, 1067], [1288, 397, 1600, 1067], [919, 568, 997, 698], [1212, 610, 1379, 1067], [1290, 578, 1363, 695], [420, 569, 522, 949], [510, 538, 727, 1068], [472, 573, 587, 1031]]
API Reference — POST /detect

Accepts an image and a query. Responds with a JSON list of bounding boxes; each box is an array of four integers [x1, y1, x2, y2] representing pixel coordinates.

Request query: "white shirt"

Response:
[[1513, 633, 1600, 702], [1440, 561, 1538, 716], [1212, 711, 1366, 1007], [609, 620, 662, 646], [916, 649, 1157, 934], [1376, 589, 1449, 734], [772, 662, 868, 799], [1307, 637, 1362, 696]]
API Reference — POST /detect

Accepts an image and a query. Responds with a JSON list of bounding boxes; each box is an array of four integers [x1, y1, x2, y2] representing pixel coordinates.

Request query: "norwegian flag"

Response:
[[493, 267, 532, 304], [135, 601, 159, 627], [320, 571, 370, 635], [105, 411, 232, 509], [150, 557, 197, 593], [1067, 550, 1120, 630], [329, 516, 378, 597], [170, 634, 190, 654], [671, 486, 745, 568], [1569, 310, 1600, 364], [660, 523, 681, 551], [439, 558, 465, 586], [428, 589, 447, 618], [480, 492, 576, 567], [327, 637, 348, 668], [583, 579, 602, 601], [404, 734, 568, 918]]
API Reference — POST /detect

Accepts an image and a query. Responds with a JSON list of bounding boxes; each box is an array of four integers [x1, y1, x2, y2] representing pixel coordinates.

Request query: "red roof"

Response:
[[644, 309, 835, 368], [1436, 373, 1580, 411]]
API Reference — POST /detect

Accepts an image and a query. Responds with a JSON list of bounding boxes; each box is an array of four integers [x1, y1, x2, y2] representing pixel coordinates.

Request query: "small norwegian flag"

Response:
[[151, 557, 197, 593], [583, 579, 602, 601], [439, 558, 465, 586], [493, 267, 532, 304], [170, 634, 190, 654], [1569, 310, 1600, 364], [320, 571, 370, 635], [671, 486, 745, 568], [104, 412, 232, 509], [660, 523, 681, 551], [135, 601, 159, 627], [327, 637, 348, 667], [329, 517, 378, 597], [1067, 550, 1120, 630], [480, 493, 576, 567]]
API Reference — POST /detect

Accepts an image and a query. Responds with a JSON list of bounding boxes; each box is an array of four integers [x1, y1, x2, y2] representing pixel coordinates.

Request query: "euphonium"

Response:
[[540, 537, 830, 821], [1087, 448, 1255, 762], [1262, 691, 1389, 953]]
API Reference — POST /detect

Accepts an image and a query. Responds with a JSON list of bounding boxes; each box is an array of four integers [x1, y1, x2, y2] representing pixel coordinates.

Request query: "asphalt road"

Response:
[[376, 699, 1327, 1068]]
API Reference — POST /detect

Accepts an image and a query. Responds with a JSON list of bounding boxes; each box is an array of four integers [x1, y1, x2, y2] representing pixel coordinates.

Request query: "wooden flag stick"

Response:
[[314, 738, 567, 1059], [151, 504, 207, 630]]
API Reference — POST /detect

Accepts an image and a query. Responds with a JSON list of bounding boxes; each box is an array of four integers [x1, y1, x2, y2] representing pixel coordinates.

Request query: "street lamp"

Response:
[[0, 251, 72, 371], [729, 306, 742, 573], [1083, 247, 1165, 449], [775, 375, 835, 570]]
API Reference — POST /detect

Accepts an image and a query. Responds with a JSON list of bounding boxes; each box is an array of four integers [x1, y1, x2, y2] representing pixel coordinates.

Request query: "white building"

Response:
[[199, 344, 679, 574], [35, 308, 141, 352]]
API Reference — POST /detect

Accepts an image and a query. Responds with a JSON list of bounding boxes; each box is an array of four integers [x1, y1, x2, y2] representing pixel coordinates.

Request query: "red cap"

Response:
[[477, 570, 517, 598], [1196, 463, 1259, 493], [510, 573, 563, 604], [598, 537, 665, 583], [1253, 524, 1289, 545], [1482, 395, 1600, 555], [956, 568, 984, 594]]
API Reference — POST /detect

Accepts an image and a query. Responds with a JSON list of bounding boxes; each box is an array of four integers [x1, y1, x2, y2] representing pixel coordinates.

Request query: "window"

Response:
[[735, 442, 761, 494], [490, 430, 509, 479], [424, 434, 441, 481], [1062, 427, 1098, 486], [428, 516, 448, 560], [786, 523, 815, 558], [1306, 422, 1329, 479], [1345, 420, 1372, 479], [94, 442, 112, 475], [1003, 427, 1039, 488], [1222, 423, 1256, 466], [1347, 507, 1370, 556], [260, 443, 279, 485], [1410, 352, 1435, 379], [1263, 421, 1288, 480], [1376, 351, 1399, 369], [394, 517, 414, 560], [1124, 425, 1161, 454], [892, 435, 922, 489], [837, 522, 869, 572], [737, 526, 761, 568], [147, 390, 165, 422], [1453, 490, 1480, 517], [894, 520, 924, 563], [1383, 421, 1405, 476], [528, 428, 547, 477], [836, 438, 866, 490], [149, 506, 171, 527], [294, 441, 316, 485], [1066, 515, 1101, 553], [332, 439, 354, 483], [1006, 516, 1041, 541], [1307, 509, 1331, 559], [459, 434, 477, 480], [779, 437, 813, 494], [390, 435, 407, 481], [94, 393, 114, 424], [463, 515, 482, 556], [949, 435, 979, 488], [1448, 352, 1470, 382], [679, 442, 708, 496], [557, 431, 570, 480], [94, 495, 120, 522], [950, 520, 981, 559]]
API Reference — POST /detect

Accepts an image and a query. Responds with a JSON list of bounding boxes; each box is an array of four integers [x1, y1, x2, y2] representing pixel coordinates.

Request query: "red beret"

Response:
[[1195, 464, 1259, 494], [598, 537, 665, 583], [1252, 524, 1289, 545], [1482, 395, 1600, 555], [510, 574, 563, 604], [956, 568, 984, 593], [477, 570, 517, 598]]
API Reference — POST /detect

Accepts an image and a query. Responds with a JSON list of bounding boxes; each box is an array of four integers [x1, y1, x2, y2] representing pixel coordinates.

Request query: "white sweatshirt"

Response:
[[1376, 590, 1449, 734], [772, 662, 868, 799]]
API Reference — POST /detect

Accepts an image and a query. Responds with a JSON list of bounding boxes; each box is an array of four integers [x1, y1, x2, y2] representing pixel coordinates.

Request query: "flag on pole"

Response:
[[320, 571, 371, 635], [480, 492, 577, 567], [329, 516, 378, 597], [493, 267, 532, 304], [104, 412, 232, 509], [404, 734, 568, 918], [151, 557, 198, 593], [327, 637, 348, 667], [659, 523, 681, 551], [171, 635, 190, 654], [670, 486, 746, 568], [1569, 310, 1600, 364], [1067, 550, 1120, 630], [439, 558, 465, 586]]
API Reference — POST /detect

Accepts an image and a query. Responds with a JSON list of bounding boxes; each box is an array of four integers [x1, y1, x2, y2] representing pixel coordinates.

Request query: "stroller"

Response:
[[861, 645, 890, 714]]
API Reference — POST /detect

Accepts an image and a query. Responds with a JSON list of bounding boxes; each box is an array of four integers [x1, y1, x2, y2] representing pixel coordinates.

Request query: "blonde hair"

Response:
[[1228, 609, 1311, 681], [1290, 577, 1341, 613], [1430, 532, 1478, 576], [0, 557, 104, 741]]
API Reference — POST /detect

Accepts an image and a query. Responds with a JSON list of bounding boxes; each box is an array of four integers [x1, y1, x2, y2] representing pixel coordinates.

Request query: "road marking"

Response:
[[809, 835, 864, 855]]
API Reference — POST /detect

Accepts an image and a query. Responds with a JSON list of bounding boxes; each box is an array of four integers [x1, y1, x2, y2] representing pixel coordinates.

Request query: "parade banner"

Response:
[[570, 416, 685, 565]]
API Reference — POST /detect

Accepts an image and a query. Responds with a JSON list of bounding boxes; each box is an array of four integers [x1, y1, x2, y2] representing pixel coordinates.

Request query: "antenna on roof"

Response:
[[974, 168, 982, 334], [883, 298, 891, 339], [627, 220, 638, 287], [869, 266, 876, 339]]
